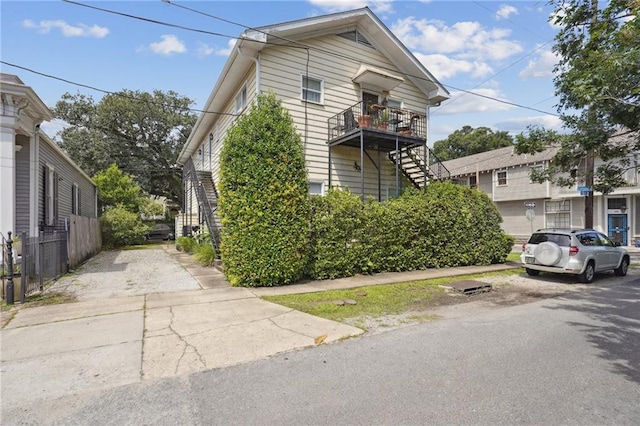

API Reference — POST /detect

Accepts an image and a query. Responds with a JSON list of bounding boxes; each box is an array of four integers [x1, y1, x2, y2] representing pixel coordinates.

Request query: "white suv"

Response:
[[521, 228, 629, 283]]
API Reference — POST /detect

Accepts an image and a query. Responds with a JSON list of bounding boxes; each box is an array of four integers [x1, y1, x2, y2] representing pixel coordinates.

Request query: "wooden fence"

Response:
[[68, 215, 102, 269]]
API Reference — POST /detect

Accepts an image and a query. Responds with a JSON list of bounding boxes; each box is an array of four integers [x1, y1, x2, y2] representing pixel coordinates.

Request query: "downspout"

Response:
[[237, 45, 261, 96]]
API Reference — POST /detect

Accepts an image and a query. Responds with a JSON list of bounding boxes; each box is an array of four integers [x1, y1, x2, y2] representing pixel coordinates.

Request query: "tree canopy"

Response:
[[54, 89, 197, 205], [515, 0, 640, 194], [432, 126, 513, 161]]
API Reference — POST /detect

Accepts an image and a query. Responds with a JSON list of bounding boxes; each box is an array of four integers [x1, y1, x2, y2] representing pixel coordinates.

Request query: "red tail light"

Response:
[[569, 246, 579, 256], [522, 242, 527, 251]]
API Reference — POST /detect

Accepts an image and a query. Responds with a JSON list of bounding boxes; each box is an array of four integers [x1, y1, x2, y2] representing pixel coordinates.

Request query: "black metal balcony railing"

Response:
[[328, 101, 427, 141]]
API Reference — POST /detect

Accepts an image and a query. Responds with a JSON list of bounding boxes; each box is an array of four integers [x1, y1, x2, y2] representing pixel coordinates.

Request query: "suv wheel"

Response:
[[614, 257, 629, 276], [525, 268, 540, 276], [578, 261, 595, 283]]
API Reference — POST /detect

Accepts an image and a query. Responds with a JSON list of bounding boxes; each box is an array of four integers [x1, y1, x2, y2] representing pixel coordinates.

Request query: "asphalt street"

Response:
[[5, 276, 639, 425]]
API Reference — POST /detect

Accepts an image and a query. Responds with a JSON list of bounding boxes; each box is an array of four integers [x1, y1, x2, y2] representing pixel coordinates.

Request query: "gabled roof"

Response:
[[178, 7, 449, 164], [441, 145, 559, 177]]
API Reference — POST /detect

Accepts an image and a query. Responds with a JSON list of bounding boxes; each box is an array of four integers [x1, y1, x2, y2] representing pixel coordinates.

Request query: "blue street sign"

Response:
[[577, 186, 592, 192], [580, 190, 589, 196]]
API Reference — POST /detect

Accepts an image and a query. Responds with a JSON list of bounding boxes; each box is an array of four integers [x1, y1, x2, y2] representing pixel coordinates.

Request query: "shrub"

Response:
[[218, 92, 309, 287], [176, 236, 196, 253], [306, 182, 513, 279], [194, 243, 216, 266], [100, 204, 148, 248]]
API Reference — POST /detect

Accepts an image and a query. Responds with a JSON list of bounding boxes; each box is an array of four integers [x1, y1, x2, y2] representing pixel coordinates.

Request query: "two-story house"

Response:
[[176, 7, 451, 244], [442, 141, 639, 246]]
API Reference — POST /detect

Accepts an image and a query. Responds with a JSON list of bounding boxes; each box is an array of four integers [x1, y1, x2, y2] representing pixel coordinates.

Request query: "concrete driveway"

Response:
[[0, 246, 363, 414]]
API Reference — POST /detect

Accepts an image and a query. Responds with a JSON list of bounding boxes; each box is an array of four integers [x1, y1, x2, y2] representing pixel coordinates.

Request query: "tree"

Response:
[[515, 0, 640, 226], [93, 163, 144, 213], [54, 89, 197, 205], [218, 92, 309, 287], [432, 126, 513, 161]]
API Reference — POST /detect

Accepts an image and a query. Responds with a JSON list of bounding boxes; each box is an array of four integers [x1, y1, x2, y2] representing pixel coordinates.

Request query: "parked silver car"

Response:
[[521, 228, 629, 283]]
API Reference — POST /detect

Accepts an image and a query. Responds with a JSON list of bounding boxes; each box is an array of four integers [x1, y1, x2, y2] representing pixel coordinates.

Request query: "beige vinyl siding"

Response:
[[259, 34, 430, 197]]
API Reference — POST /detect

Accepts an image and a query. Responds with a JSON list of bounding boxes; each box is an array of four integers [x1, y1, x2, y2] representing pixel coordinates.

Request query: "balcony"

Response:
[[328, 101, 427, 151]]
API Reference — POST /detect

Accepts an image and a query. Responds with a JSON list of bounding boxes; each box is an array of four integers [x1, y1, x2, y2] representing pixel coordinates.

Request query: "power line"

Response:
[[24, 2, 560, 118]]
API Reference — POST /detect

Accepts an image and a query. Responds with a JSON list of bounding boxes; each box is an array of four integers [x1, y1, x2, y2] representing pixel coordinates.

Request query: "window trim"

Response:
[[544, 199, 571, 228], [301, 74, 324, 104], [309, 181, 324, 196], [496, 170, 508, 186], [234, 86, 247, 114], [71, 183, 80, 215]]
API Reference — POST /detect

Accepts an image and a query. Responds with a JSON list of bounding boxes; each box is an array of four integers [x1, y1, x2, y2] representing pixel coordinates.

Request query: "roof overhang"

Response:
[[352, 64, 404, 92]]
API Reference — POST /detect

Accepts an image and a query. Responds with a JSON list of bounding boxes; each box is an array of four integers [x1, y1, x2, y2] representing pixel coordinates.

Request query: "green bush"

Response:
[[194, 243, 216, 266], [306, 182, 513, 279], [176, 236, 196, 253], [218, 92, 309, 287], [100, 204, 148, 248]]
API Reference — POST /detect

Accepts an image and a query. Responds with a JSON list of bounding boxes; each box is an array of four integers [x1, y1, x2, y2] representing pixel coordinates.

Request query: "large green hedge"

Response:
[[218, 93, 309, 287], [307, 183, 514, 280]]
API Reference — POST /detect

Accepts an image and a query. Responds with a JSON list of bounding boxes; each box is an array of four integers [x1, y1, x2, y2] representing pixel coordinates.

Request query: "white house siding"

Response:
[[495, 200, 546, 242], [259, 34, 431, 198]]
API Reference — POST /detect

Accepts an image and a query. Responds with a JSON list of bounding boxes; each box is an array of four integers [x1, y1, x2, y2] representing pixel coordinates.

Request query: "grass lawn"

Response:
[[262, 269, 522, 328]]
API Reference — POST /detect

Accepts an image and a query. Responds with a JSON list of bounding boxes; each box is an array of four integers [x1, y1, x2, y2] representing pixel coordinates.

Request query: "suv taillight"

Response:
[[569, 245, 579, 256], [522, 242, 527, 251]]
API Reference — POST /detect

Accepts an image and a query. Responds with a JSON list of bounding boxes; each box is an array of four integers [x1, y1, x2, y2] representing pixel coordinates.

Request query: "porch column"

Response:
[[0, 94, 27, 237], [360, 132, 364, 201]]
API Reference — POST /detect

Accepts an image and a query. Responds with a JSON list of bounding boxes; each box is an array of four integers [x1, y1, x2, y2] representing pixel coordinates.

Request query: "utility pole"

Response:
[[584, 0, 598, 230]]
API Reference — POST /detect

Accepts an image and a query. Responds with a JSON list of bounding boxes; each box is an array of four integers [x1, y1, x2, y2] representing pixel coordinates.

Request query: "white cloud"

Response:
[[415, 53, 493, 80], [196, 42, 215, 58], [307, 0, 392, 13], [436, 88, 515, 114], [496, 5, 518, 20], [215, 39, 237, 57], [519, 49, 558, 79], [22, 19, 109, 38], [494, 115, 564, 133], [391, 17, 523, 62], [40, 119, 70, 139], [147, 35, 186, 55]]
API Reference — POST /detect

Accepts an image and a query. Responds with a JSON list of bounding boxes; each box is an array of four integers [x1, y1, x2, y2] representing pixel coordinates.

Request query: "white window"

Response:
[[469, 175, 477, 189], [301, 75, 323, 104], [497, 171, 507, 186], [235, 86, 247, 113], [386, 99, 402, 109], [545, 200, 571, 228], [309, 182, 324, 196]]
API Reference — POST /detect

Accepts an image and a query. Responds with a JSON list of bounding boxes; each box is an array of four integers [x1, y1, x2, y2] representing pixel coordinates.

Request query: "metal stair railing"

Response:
[[184, 158, 221, 257], [389, 145, 451, 188]]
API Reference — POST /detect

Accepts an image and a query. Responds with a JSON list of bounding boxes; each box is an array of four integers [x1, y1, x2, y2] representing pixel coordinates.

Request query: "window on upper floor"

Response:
[[301, 75, 324, 104], [497, 170, 507, 186], [235, 86, 247, 114], [469, 175, 477, 189]]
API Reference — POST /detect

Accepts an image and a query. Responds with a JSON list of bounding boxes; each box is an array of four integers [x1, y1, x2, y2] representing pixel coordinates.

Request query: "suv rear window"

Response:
[[528, 233, 571, 247]]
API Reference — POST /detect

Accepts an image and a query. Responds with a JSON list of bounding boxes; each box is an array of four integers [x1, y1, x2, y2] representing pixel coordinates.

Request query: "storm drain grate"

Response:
[[439, 280, 492, 295]]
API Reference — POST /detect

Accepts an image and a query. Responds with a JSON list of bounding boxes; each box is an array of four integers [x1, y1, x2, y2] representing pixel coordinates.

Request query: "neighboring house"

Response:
[[1, 73, 98, 257], [177, 7, 450, 243], [441, 140, 639, 246]]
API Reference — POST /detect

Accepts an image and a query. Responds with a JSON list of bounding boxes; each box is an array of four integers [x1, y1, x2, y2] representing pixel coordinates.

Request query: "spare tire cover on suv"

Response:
[[534, 241, 563, 266]]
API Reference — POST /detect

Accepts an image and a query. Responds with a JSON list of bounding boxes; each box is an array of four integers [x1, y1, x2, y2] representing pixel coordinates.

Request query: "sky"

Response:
[[1, 0, 564, 144]]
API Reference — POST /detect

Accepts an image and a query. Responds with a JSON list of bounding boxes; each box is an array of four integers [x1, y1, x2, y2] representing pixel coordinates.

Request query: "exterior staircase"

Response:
[[389, 145, 450, 188], [183, 158, 221, 256]]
